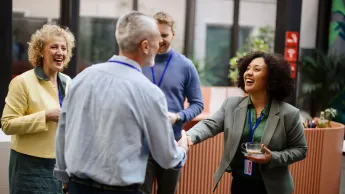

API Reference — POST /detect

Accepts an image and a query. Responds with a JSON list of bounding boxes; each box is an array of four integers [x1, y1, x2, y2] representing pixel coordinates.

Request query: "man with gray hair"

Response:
[[54, 11, 189, 194]]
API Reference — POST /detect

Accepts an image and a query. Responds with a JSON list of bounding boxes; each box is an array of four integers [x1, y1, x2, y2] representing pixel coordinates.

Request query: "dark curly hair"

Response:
[[237, 51, 295, 101]]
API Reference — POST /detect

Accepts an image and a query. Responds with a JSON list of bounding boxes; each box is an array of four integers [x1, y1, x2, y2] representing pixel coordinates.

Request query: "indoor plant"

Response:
[[298, 50, 345, 116]]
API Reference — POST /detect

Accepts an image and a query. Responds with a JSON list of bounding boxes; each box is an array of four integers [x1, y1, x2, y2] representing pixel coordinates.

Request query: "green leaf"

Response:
[[230, 58, 238, 66], [298, 50, 345, 112], [332, 3, 345, 15], [329, 22, 340, 46]]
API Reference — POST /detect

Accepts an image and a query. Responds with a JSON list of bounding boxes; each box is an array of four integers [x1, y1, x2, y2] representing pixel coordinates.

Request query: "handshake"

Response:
[[177, 130, 194, 153]]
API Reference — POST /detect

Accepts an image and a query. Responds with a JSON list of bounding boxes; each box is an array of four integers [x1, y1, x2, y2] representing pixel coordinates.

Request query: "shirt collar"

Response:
[[155, 49, 174, 62], [248, 98, 271, 116], [34, 66, 49, 81], [108, 55, 142, 72], [34, 66, 67, 89]]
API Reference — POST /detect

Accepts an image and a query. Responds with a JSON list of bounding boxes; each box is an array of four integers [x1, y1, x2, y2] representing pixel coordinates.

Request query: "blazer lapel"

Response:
[[57, 73, 68, 97], [261, 100, 280, 146], [228, 97, 249, 159]]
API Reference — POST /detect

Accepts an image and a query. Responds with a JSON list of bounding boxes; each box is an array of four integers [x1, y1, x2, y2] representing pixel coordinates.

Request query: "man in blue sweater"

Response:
[[140, 12, 204, 194]]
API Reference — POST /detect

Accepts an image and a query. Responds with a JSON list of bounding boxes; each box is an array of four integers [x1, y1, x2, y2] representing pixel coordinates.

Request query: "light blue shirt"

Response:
[[54, 55, 186, 186]]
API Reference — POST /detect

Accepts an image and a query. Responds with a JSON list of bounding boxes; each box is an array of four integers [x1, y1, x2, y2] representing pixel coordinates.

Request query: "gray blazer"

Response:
[[186, 96, 307, 194]]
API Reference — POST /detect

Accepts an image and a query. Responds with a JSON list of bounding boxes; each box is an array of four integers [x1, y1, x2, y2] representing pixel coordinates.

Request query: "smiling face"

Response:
[[243, 57, 268, 94], [157, 23, 174, 54], [41, 36, 67, 72]]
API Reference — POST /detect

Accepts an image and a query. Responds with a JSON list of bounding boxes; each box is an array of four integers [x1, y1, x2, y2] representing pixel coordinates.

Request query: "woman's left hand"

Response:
[[245, 144, 272, 164]]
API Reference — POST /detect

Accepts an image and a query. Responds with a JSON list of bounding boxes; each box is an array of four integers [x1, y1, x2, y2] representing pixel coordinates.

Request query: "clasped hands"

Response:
[[176, 130, 193, 153]]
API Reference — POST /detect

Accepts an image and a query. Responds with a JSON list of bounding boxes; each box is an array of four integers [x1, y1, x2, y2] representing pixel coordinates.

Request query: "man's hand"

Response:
[[45, 108, 61, 122], [167, 112, 178, 124], [177, 130, 189, 153], [245, 144, 272, 164]]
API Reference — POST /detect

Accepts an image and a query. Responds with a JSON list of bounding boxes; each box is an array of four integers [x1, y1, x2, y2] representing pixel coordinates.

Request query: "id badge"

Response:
[[244, 159, 253, 176]]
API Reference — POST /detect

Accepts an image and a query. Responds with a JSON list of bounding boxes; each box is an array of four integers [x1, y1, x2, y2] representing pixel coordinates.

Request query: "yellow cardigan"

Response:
[[1, 67, 71, 159]]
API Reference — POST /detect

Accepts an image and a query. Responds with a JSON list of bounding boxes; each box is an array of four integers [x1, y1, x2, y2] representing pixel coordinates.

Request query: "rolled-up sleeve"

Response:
[[186, 97, 229, 144], [1, 76, 47, 135], [143, 96, 187, 169], [171, 149, 186, 169]]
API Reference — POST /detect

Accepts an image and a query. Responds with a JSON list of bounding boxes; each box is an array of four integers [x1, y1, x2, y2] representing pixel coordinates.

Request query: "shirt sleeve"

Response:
[[186, 97, 229, 144], [1, 76, 48, 135], [172, 150, 186, 169], [143, 96, 187, 169], [53, 89, 69, 183]]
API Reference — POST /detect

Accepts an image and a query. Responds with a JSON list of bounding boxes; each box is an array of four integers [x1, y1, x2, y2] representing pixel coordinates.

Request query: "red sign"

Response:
[[285, 31, 299, 47], [284, 47, 298, 62], [285, 31, 299, 79], [290, 63, 297, 78]]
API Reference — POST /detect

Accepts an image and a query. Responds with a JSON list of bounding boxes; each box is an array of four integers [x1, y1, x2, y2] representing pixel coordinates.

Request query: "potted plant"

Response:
[[228, 26, 275, 84], [298, 50, 345, 116]]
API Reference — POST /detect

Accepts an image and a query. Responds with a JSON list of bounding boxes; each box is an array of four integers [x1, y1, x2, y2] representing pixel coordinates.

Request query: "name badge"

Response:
[[244, 159, 253, 176]]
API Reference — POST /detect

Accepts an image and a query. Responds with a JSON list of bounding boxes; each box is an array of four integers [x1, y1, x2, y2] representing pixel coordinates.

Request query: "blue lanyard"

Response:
[[151, 53, 173, 87], [109, 60, 141, 72], [248, 109, 264, 142], [58, 88, 63, 108]]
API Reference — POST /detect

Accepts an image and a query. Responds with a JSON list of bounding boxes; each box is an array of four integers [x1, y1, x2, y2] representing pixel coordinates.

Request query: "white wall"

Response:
[[13, 0, 60, 18], [13, 0, 186, 53], [12, 0, 319, 63], [0, 131, 11, 194], [300, 0, 319, 49], [13, 0, 131, 19], [79, 0, 131, 18], [194, 0, 277, 63]]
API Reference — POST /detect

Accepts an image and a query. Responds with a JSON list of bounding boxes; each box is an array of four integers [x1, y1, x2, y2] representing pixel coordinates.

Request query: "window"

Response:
[[205, 25, 252, 86], [78, 17, 118, 72], [12, 12, 52, 75]]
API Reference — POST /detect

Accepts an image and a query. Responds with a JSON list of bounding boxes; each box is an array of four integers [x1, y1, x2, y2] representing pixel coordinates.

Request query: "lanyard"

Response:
[[58, 88, 63, 108], [109, 60, 141, 72], [248, 109, 264, 142], [56, 78, 63, 108], [151, 53, 173, 87]]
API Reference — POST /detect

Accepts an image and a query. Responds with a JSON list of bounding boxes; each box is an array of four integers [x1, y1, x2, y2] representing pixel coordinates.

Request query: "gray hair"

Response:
[[116, 11, 159, 53]]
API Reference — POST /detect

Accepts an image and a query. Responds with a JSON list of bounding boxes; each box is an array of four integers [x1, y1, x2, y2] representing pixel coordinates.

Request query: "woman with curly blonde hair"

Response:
[[1, 23, 75, 194]]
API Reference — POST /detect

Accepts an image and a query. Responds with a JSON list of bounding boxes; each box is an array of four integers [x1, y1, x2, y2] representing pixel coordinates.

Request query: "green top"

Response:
[[243, 99, 271, 142], [230, 99, 271, 180]]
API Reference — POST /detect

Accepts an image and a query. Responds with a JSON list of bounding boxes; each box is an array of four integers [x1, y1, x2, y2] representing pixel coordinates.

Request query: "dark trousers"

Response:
[[68, 181, 141, 194], [140, 155, 181, 194], [231, 175, 267, 194], [9, 149, 62, 194]]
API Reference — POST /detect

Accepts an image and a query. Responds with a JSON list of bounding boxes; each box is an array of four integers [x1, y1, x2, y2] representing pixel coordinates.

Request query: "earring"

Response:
[[41, 55, 43, 58]]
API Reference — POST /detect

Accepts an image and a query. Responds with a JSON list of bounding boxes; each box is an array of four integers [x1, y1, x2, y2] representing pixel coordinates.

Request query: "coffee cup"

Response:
[[241, 142, 262, 155]]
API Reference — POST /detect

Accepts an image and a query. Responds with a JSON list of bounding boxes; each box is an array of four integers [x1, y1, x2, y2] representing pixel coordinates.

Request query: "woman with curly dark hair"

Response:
[[186, 51, 307, 194]]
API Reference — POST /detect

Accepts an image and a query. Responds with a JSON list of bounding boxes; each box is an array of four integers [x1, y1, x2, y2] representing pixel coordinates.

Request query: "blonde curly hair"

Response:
[[27, 23, 75, 67]]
